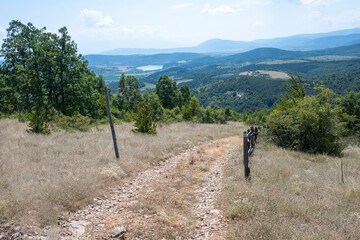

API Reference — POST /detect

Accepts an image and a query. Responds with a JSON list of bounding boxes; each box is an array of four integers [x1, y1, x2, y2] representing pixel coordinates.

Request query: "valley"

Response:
[[86, 41, 360, 112]]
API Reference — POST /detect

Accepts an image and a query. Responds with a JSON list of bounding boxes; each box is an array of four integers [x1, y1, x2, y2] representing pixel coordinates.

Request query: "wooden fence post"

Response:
[[104, 87, 119, 159], [243, 131, 250, 179]]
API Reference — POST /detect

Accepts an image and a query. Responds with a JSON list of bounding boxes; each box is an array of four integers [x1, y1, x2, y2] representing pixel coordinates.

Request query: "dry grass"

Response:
[[0, 119, 242, 227], [219, 136, 360, 239]]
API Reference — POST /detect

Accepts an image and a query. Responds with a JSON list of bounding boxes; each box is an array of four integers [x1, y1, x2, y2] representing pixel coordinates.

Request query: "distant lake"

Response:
[[136, 65, 163, 71]]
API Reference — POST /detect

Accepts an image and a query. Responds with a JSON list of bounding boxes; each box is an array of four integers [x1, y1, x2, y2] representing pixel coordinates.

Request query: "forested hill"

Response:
[[182, 43, 360, 66]]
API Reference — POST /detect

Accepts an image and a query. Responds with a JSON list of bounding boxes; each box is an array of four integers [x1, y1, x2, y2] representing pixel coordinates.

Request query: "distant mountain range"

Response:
[[99, 28, 360, 55]]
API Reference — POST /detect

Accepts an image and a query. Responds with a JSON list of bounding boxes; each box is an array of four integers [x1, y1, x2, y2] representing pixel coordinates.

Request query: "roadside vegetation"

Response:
[[219, 135, 360, 239]]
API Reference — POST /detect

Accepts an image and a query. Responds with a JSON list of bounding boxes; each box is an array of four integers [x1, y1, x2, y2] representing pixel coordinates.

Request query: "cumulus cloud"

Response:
[[172, 3, 193, 9], [289, 0, 329, 6], [201, 4, 236, 14], [80, 9, 113, 28]]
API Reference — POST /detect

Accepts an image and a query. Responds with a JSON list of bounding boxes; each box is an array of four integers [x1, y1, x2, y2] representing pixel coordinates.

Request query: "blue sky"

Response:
[[1, 0, 360, 54]]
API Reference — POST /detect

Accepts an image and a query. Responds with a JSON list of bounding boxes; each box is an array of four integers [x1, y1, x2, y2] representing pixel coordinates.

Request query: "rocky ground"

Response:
[[1, 136, 241, 240]]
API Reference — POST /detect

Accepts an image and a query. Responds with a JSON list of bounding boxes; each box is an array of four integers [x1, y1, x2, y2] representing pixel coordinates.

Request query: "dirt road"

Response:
[[40, 136, 241, 240]]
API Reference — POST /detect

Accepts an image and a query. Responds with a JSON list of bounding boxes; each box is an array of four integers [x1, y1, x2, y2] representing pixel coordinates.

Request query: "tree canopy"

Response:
[[0, 20, 106, 132]]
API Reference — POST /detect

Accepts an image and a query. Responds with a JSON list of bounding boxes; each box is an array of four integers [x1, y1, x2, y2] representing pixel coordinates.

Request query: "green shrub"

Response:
[[146, 92, 164, 121], [213, 106, 226, 124], [181, 104, 192, 121], [239, 109, 271, 125], [203, 106, 214, 123], [133, 102, 157, 134], [337, 91, 360, 135], [27, 108, 50, 134], [56, 113, 92, 132], [267, 87, 342, 154]]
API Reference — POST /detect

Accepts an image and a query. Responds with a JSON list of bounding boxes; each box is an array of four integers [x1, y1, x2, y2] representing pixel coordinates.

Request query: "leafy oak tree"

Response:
[[0, 20, 106, 132]]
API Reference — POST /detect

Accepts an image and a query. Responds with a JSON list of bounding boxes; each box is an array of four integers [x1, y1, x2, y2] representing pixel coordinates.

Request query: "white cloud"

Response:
[[80, 9, 113, 28], [289, 0, 329, 6], [172, 3, 193, 9], [201, 4, 236, 14]]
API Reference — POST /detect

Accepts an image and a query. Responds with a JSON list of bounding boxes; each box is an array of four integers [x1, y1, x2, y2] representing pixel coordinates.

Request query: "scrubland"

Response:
[[0, 119, 241, 227], [220, 135, 360, 240], [1, 118, 359, 240]]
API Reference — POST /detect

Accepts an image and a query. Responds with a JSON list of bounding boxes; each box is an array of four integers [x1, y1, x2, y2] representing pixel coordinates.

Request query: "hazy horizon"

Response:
[[1, 0, 360, 54]]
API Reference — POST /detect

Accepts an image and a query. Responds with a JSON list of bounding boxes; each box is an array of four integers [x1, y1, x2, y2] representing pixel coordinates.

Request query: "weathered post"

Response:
[[254, 127, 258, 143], [104, 87, 119, 159], [243, 131, 250, 179]]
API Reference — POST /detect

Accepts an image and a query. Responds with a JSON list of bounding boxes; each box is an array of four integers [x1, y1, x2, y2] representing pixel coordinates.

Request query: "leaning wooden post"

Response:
[[104, 87, 119, 159], [243, 131, 250, 179]]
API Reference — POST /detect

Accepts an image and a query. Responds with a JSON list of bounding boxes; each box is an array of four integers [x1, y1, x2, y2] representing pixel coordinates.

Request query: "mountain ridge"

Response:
[[99, 27, 360, 55]]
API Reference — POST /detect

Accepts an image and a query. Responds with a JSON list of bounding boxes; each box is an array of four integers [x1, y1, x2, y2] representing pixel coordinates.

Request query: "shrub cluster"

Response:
[[267, 87, 342, 154], [265, 75, 360, 154]]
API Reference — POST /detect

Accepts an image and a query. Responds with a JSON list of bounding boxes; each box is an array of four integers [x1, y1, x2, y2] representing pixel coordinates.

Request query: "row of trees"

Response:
[[0, 21, 107, 132], [111, 73, 239, 133]]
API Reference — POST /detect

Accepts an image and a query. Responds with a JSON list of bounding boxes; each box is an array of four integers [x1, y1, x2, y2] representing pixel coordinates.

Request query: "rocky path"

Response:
[[190, 146, 235, 240], [36, 137, 241, 240]]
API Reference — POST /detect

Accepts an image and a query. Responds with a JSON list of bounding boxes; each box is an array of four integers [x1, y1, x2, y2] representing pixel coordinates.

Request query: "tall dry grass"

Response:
[[0, 119, 242, 227], [219, 136, 360, 239]]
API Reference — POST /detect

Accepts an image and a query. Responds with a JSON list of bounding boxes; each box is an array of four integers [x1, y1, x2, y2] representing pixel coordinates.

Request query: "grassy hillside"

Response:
[[220, 136, 360, 239], [0, 119, 241, 227]]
